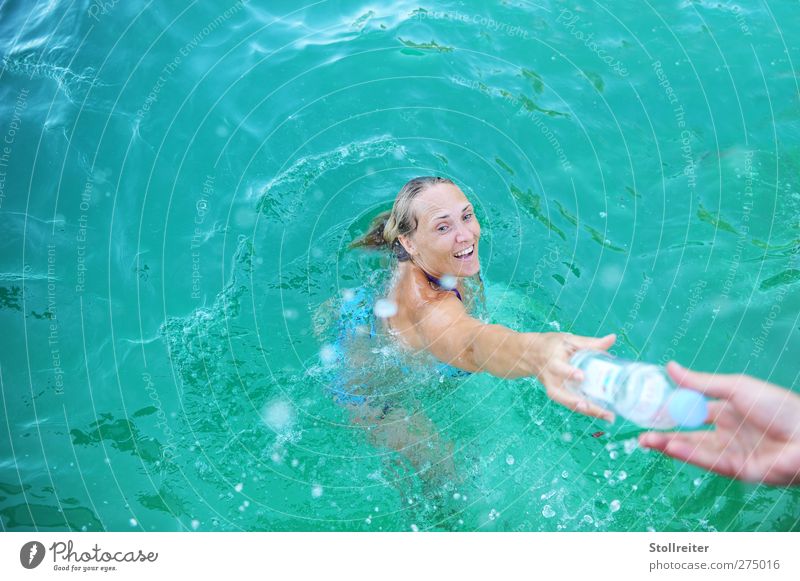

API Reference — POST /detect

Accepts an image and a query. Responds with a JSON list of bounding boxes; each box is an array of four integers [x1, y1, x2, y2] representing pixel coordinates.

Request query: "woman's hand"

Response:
[[639, 363, 800, 486], [529, 332, 617, 422]]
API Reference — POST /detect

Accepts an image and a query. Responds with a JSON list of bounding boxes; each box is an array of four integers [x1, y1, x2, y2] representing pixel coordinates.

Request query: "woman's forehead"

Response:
[[414, 184, 470, 218]]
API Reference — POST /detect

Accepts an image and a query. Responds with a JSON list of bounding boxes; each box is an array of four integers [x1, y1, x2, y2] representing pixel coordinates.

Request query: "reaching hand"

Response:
[[532, 332, 617, 422], [639, 362, 800, 486]]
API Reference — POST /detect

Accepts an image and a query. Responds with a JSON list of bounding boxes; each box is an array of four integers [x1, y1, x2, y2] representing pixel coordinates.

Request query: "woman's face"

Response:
[[399, 183, 481, 278]]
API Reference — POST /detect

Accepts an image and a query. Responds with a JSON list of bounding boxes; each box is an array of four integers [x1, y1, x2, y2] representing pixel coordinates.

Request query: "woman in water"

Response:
[[351, 175, 616, 421]]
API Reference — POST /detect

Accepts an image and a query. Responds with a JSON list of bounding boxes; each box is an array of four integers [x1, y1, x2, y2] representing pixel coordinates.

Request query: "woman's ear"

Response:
[[397, 234, 415, 257]]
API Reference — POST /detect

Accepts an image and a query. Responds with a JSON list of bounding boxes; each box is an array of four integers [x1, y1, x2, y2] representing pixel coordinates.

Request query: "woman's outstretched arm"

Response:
[[410, 295, 616, 421]]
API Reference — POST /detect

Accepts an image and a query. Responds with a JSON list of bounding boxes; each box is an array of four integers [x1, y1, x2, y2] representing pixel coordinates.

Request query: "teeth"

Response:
[[454, 245, 474, 257]]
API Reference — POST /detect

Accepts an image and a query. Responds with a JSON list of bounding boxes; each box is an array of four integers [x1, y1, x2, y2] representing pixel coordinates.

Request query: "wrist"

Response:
[[524, 333, 547, 378]]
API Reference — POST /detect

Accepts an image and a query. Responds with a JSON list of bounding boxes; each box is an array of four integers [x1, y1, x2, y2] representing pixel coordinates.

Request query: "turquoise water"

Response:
[[1, 0, 799, 531]]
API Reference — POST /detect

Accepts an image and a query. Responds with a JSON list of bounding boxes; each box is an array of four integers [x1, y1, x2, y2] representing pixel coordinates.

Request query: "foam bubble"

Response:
[[374, 298, 398, 318], [542, 505, 555, 518], [261, 399, 296, 433], [438, 274, 457, 290], [320, 344, 339, 365]]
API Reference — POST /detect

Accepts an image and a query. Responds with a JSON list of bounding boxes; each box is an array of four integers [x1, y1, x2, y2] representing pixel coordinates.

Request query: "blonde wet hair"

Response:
[[351, 176, 454, 261]]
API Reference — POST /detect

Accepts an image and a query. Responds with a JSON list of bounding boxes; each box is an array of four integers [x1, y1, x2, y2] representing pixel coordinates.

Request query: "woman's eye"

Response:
[[463, 213, 473, 221], [437, 225, 449, 233]]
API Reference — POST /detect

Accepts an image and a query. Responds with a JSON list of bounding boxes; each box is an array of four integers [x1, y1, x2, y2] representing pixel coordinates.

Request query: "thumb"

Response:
[[666, 361, 738, 399]]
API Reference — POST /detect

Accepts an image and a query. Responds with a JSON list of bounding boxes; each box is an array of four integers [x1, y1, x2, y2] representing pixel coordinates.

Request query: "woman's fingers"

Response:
[[666, 361, 740, 399], [639, 430, 739, 479], [570, 333, 617, 352], [551, 359, 584, 383], [548, 386, 614, 422], [705, 400, 729, 425]]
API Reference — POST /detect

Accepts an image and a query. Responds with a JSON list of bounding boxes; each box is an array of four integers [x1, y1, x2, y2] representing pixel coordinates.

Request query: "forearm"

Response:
[[466, 324, 543, 379]]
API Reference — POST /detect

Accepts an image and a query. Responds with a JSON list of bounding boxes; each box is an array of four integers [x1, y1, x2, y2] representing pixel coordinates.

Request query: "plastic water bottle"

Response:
[[568, 350, 708, 429]]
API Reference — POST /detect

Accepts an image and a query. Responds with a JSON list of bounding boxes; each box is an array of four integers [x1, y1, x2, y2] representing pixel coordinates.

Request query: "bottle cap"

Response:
[[668, 389, 708, 428]]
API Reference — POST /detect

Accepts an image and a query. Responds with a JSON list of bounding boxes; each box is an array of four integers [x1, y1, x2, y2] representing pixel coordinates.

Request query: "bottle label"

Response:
[[581, 359, 622, 403], [628, 374, 668, 426]]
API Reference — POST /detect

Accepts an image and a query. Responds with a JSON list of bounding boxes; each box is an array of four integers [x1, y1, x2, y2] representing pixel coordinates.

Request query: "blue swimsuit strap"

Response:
[[422, 271, 463, 302]]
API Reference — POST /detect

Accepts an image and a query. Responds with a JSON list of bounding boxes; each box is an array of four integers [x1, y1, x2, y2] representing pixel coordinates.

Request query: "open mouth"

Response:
[[453, 244, 475, 260]]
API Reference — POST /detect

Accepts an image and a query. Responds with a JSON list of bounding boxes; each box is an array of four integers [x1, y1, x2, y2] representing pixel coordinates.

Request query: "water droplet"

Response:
[[453, 492, 461, 500], [320, 344, 339, 365], [261, 399, 296, 432], [542, 505, 555, 518], [488, 508, 500, 520], [342, 288, 356, 303], [610, 499, 621, 512], [283, 308, 298, 320], [609, 450, 619, 460], [271, 451, 282, 463], [291, 458, 299, 468], [505, 455, 515, 465], [234, 483, 243, 493], [374, 298, 398, 318], [561, 432, 573, 443], [129, 518, 138, 527], [438, 274, 457, 289], [618, 471, 627, 481], [410, 524, 419, 532], [365, 516, 372, 524], [603, 470, 612, 479], [311, 485, 323, 498], [583, 515, 593, 524], [693, 477, 702, 487], [561, 470, 569, 479]]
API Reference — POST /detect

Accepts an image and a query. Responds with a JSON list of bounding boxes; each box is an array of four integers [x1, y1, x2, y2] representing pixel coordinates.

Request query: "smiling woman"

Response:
[[350, 176, 617, 420]]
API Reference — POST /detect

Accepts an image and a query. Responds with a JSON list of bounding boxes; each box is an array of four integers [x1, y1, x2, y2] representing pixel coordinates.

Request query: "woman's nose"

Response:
[[454, 223, 473, 242]]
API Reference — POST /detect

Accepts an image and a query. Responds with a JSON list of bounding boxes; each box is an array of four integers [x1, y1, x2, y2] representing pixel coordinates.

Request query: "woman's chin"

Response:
[[454, 259, 480, 277]]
